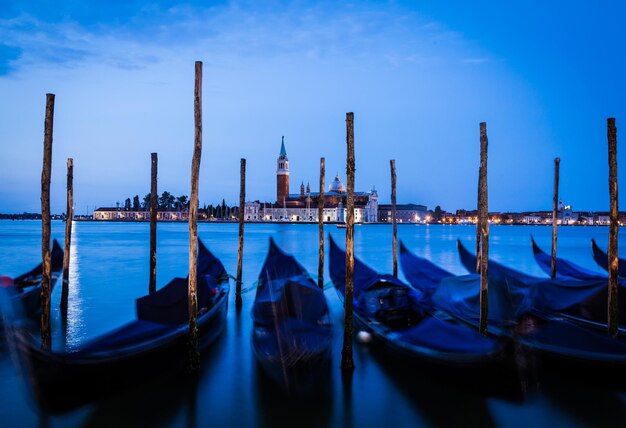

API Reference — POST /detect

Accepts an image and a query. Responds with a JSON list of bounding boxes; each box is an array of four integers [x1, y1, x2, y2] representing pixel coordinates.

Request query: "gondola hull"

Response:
[[12, 284, 229, 413], [402, 241, 626, 387], [251, 238, 332, 397], [252, 328, 332, 398], [457, 239, 626, 333], [592, 238, 626, 277], [349, 309, 520, 396], [2, 240, 64, 322], [329, 236, 517, 394]]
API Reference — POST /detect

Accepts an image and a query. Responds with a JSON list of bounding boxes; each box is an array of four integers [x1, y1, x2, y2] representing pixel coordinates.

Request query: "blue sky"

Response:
[[0, 1, 625, 214]]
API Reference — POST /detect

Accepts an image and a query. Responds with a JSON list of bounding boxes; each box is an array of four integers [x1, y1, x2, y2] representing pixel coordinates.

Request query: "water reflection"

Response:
[[80, 371, 199, 428], [66, 222, 84, 350], [1, 222, 626, 427]]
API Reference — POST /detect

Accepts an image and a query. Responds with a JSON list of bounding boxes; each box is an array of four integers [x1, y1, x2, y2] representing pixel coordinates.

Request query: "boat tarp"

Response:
[[458, 239, 626, 326], [397, 317, 501, 354], [136, 274, 218, 325], [431, 274, 530, 326], [257, 238, 309, 282], [77, 320, 174, 354], [254, 238, 328, 324], [398, 241, 454, 297], [135, 240, 224, 325], [531, 237, 602, 280], [457, 239, 539, 283], [509, 275, 626, 326], [329, 235, 504, 355], [252, 275, 327, 325], [329, 236, 427, 312]]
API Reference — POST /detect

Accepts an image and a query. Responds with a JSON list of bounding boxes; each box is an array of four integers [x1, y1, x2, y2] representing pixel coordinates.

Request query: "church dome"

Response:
[[328, 174, 346, 193]]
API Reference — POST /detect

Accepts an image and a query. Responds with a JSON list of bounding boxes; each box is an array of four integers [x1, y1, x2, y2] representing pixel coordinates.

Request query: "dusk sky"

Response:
[[1, 1, 625, 214]]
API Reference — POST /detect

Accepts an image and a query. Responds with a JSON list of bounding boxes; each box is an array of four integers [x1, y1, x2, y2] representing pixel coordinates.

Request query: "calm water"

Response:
[[0, 220, 625, 427]]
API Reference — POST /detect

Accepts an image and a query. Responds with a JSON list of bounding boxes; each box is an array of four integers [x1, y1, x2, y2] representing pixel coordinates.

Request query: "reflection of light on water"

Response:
[[66, 222, 85, 350]]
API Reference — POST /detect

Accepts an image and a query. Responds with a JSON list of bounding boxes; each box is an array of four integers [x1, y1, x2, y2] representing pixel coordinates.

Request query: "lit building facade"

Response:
[[93, 207, 189, 221], [247, 138, 378, 222]]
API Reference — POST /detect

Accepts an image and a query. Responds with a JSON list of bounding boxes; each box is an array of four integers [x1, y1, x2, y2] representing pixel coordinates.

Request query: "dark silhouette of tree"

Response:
[[142, 194, 151, 208], [175, 195, 188, 210], [133, 195, 140, 209], [433, 205, 442, 221], [124, 198, 131, 209], [159, 191, 175, 209]]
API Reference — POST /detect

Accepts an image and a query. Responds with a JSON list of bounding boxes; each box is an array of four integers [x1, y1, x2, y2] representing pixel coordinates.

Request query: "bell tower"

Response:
[[276, 136, 290, 204]]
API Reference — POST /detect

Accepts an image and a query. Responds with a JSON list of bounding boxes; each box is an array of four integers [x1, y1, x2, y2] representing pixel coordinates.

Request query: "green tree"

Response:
[[124, 198, 131, 209], [133, 195, 140, 209], [142, 193, 151, 208]]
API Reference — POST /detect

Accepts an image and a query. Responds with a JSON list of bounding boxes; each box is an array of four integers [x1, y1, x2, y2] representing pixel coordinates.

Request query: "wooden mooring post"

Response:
[[236, 158, 246, 308], [61, 158, 73, 319], [478, 122, 489, 335], [318, 157, 325, 289], [40, 93, 55, 351], [342, 112, 356, 371], [551, 157, 560, 279], [607, 118, 619, 337], [187, 61, 203, 372], [390, 159, 398, 277], [149, 152, 158, 294]]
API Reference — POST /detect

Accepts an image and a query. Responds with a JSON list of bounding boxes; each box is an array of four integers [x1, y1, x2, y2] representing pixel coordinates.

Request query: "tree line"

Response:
[[120, 193, 240, 219], [119, 192, 188, 210]]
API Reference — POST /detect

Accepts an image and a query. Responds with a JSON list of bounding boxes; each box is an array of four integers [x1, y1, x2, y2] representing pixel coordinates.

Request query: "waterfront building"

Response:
[[377, 204, 428, 223], [247, 138, 379, 222], [94, 207, 189, 221]]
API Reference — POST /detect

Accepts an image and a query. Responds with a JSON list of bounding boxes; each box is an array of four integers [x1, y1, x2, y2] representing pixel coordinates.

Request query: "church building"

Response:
[[245, 137, 378, 222]]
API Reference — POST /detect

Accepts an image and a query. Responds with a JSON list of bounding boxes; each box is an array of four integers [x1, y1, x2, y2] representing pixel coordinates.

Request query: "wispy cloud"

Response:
[[0, 2, 482, 76]]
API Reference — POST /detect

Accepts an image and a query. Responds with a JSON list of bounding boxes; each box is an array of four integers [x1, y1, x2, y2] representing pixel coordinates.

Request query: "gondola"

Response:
[[251, 238, 332, 397], [329, 236, 514, 393], [399, 241, 626, 384], [10, 239, 229, 413], [0, 240, 64, 320], [591, 238, 626, 277], [457, 239, 626, 333], [531, 237, 602, 280]]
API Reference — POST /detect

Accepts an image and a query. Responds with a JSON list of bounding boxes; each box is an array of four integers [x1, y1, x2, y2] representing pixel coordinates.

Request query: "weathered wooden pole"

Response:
[[607, 118, 619, 337], [149, 152, 158, 294], [478, 122, 489, 334], [187, 61, 203, 372], [60, 158, 73, 318], [318, 157, 325, 289], [40, 93, 55, 351], [236, 158, 246, 308], [390, 159, 398, 277], [342, 112, 355, 371], [550, 157, 560, 279]]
